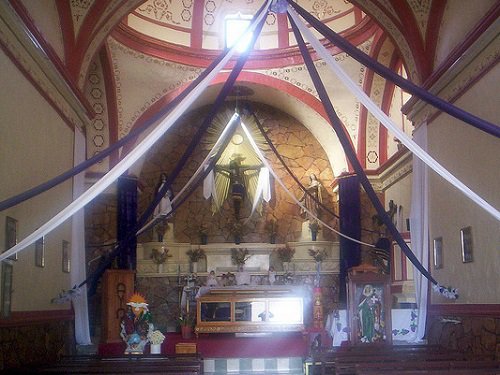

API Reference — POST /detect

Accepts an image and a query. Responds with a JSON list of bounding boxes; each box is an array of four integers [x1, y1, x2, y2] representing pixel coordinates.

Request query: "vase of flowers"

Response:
[[178, 313, 195, 339], [309, 220, 320, 241], [266, 219, 278, 244], [276, 244, 295, 272], [231, 248, 251, 267], [147, 330, 165, 354], [151, 246, 171, 273], [186, 247, 205, 273]]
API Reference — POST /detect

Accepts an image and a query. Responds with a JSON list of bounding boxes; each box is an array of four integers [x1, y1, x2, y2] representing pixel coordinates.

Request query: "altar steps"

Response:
[[203, 357, 304, 374]]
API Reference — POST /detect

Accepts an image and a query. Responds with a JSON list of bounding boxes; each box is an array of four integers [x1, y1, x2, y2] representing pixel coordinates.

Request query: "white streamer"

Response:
[[0, 1, 273, 262], [288, 8, 500, 222]]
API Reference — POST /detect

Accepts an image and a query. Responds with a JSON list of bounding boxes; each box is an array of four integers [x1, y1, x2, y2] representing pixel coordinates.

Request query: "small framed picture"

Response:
[[433, 237, 443, 269], [62, 240, 71, 273], [35, 237, 45, 268], [461, 226, 473, 263], [4, 216, 18, 261]]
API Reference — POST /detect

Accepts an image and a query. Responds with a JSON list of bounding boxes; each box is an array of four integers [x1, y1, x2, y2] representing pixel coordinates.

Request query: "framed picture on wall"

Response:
[[35, 237, 45, 268], [62, 240, 71, 273], [433, 237, 443, 269], [461, 226, 473, 263], [4, 216, 18, 261]]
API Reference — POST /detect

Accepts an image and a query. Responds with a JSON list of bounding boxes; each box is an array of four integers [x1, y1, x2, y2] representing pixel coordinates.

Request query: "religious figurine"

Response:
[[120, 293, 154, 354], [299, 173, 323, 220], [357, 284, 382, 343], [153, 173, 173, 218], [268, 266, 276, 285], [235, 265, 251, 285], [206, 270, 218, 287]]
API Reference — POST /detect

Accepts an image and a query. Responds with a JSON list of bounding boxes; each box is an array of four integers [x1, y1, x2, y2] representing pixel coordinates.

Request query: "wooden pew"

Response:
[[5, 354, 204, 375]]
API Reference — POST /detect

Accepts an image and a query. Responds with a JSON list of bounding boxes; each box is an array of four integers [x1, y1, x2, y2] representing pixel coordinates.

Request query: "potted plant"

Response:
[[231, 248, 251, 268], [308, 248, 328, 285], [265, 219, 278, 244], [178, 313, 195, 339], [230, 221, 245, 244], [309, 220, 320, 241], [198, 224, 208, 245], [151, 246, 172, 273], [186, 247, 205, 273], [276, 244, 295, 272]]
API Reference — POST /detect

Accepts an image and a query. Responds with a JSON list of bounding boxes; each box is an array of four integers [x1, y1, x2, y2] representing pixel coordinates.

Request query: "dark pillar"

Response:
[[338, 174, 361, 304], [117, 175, 137, 270]]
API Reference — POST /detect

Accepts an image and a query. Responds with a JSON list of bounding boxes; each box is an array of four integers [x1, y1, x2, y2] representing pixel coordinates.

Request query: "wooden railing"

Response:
[[308, 345, 499, 375]]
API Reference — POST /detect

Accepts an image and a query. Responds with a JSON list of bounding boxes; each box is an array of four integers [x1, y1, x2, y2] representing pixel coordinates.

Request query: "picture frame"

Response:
[[4, 216, 18, 261], [433, 237, 443, 269], [62, 240, 71, 273], [461, 226, 473, 263], [35, 237, 45, 268]]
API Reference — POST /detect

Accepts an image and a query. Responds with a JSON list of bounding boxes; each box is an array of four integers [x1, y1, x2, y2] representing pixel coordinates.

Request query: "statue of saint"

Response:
[[120, 293, 154, 354], [299, 173, 323, 220], [153, 173, 173, 218]]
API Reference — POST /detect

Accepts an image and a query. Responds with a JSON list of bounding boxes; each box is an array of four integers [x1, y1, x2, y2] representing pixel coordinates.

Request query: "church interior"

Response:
[[0, 0, 498, 373]]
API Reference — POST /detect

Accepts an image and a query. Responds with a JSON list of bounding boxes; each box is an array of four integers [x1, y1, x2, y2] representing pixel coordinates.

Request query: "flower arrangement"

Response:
[[432, 283, 459, 299], [151, 246, 172, 264], [231, 248, 251, 266], [186, 247, 205, 262], [308, 248, 328, 262], [309, 220, 320, 232], [276, 244, 295, 262], [147, 329, 165, 345]]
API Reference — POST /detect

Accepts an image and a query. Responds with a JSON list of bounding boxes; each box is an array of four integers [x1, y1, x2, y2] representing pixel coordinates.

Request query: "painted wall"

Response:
[[0, 49, 74, 312], [427, 66, 500, 304]]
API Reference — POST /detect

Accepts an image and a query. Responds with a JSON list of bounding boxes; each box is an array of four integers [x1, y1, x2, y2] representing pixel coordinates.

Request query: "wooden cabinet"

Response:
[[347, 265, 392, 345], [101, 269, 135, 343], [195, 286, 304, 336]]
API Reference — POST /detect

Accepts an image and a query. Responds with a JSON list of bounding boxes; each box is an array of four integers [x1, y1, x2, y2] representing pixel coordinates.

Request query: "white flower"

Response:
[[147, 330, 165, 345]]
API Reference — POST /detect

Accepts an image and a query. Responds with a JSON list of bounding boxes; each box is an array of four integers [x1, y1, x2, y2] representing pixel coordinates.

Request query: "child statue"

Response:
[[120, 293, 154, 354]]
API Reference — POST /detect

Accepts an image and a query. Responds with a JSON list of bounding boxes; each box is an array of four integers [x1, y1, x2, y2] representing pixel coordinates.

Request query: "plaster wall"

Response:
[[0, 49, 74, 311], [427, 66, 500, 304], [434, 0, 496, 69]]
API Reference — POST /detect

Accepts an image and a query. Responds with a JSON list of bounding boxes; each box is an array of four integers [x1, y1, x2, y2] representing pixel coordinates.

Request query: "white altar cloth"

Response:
[[325, 309, 419, 345]]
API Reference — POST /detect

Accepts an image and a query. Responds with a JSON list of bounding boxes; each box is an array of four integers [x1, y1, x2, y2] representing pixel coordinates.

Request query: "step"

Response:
[[203, 357, 304, 374]]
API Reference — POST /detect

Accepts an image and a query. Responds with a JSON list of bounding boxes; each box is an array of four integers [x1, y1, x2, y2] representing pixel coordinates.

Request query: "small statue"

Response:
[[120, 293, 154, 354], [206, 270, 218, 287], [268, 266, 276, 285]]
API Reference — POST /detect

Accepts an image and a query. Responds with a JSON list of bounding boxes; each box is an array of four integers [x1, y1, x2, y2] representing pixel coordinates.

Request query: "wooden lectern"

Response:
[[101, 269, 135, 343]]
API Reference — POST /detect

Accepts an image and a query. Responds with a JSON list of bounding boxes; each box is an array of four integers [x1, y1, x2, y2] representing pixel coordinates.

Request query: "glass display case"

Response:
[[196, 287, 304, 336]]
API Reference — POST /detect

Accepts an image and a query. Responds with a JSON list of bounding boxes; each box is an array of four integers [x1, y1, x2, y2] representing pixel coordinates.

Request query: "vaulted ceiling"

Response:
[[1, 0, 486, 177]]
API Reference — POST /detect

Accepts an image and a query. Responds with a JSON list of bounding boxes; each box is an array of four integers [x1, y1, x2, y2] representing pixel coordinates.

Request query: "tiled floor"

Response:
[[203, 357, 304, 374]]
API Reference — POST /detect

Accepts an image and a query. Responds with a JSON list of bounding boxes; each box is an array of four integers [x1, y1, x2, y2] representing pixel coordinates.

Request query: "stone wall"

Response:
[[426, 311, 500, 360]]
